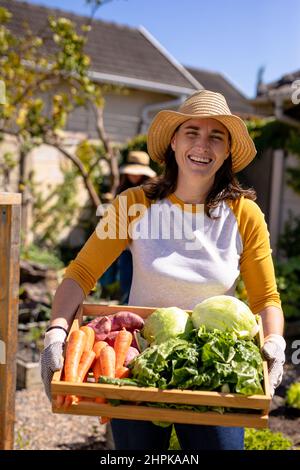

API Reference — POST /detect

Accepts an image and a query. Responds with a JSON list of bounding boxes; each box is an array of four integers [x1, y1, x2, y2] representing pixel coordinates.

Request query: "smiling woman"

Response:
[[41, 90, 286, 451], [143, 90, 257, 217], [170, 118, 231, 204]]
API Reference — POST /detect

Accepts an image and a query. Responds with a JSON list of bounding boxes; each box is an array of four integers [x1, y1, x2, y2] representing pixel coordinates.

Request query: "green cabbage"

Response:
[[191, 295, 259, 338], [142, 307, 190, 344]]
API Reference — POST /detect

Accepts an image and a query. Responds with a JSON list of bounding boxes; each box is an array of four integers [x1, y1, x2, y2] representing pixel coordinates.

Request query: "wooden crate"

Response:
[[51, 303, 271, 428]]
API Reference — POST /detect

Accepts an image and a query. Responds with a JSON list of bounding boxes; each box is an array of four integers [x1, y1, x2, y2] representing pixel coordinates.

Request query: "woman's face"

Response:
[[170, 117, 230, 179], [127, 174, 144, 185]]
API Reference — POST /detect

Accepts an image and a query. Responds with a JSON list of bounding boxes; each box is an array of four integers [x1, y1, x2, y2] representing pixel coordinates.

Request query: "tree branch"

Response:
[[92, 103, 119, 195], [43, 137, 101, 208]]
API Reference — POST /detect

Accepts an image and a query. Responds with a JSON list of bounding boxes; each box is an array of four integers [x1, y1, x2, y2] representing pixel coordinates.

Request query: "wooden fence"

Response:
[[0, 192, 21, 450]]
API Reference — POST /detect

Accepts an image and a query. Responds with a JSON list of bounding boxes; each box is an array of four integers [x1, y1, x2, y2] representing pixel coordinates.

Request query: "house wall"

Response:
[[66, 88, 175, 143], [1, 88, 176, 246], [280, 152, 300, 233]]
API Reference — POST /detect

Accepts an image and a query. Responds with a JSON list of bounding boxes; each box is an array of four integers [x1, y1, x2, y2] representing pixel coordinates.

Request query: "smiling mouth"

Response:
[[188, 155, 213, 165]]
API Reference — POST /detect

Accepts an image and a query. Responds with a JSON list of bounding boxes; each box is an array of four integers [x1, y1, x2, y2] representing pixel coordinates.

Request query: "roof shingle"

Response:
[[1, 0, 198, 92], [186, 66, 255, 116]]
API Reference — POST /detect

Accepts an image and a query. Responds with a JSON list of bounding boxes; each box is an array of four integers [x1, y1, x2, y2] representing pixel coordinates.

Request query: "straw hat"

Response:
[[147, 90, 256, 173], [120, 151, 156, 178]]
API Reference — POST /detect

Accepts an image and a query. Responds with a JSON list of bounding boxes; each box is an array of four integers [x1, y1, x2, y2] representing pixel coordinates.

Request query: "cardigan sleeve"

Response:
[[230, 197, 282, 314]]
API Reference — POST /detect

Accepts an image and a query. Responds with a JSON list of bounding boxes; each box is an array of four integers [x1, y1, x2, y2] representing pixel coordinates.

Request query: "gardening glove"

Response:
[[40, 328, 67, 401], [262, 334, 286, 398]]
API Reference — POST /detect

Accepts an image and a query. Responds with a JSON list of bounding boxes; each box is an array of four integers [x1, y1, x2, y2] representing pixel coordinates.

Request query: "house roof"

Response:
[[260, 69, 300, 94], [1, 0, 201, 95], [253, 69, 300, 121], [186, 66, 256, 117]]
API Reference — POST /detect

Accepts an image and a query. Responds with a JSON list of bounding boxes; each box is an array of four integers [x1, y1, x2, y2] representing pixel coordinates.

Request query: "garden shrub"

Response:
[[168, 427, 293, 450], [286, 382, 300, 409]]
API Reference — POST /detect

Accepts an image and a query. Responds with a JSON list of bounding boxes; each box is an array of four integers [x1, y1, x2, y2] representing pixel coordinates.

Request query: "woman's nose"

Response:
[[193, 135, 210, 150]]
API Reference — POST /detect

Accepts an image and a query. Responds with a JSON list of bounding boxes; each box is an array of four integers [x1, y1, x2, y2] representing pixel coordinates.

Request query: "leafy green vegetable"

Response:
[[169, 428, 293, 450], [244, 428, 293, 450], [192, 295, 259, 338], [142, 307, 191, 344], [98, 376, 140, 387], [286, 382, 300, 409], [130, 327, 264, 395]]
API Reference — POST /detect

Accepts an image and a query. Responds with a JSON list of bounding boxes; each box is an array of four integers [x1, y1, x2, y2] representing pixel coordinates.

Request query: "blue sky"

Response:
[[22, 0, 300, 97]]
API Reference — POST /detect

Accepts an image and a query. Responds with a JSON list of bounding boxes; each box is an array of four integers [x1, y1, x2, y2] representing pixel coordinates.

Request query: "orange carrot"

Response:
[[64, 329, 86, 380], [92, 341, 107, 382], [93, 343, 110, 423], [80, 326, 95, 352], [114, 328, 132, 371], [63, 329, 86, 409], [73, 350, 96, 404], [93, 341, 108, 358], [97, 345, 116, 425], [99, 345, 116, 378], [77, 350, 96, 382], [115, 366, 130, 379]]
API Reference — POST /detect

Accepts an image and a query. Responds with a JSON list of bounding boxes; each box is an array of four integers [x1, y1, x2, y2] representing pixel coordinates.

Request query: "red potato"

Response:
[[124, 346, 139, 366], [86, 316, 112, 341], [111, 311, 144, 332]]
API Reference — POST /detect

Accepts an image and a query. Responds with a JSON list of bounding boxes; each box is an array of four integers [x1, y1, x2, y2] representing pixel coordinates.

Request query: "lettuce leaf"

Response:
[[129, 327, 264, 395]]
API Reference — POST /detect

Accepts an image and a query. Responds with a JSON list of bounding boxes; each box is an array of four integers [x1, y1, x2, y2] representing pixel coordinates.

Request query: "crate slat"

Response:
[[52, 401, 269, 428]]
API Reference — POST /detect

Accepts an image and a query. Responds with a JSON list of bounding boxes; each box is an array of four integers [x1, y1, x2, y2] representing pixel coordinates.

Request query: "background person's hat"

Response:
[[147, 90, 257, 173], [120, 151, 156, 178]]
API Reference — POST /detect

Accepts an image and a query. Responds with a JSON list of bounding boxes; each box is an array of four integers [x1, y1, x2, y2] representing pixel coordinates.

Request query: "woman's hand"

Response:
[[40, 328, 67, 401], [261, 334, 286, 397]]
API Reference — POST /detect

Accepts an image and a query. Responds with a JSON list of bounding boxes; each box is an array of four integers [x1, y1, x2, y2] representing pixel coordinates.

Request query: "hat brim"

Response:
[[147, 110, 256, 173], [120, 164, 156, 178]]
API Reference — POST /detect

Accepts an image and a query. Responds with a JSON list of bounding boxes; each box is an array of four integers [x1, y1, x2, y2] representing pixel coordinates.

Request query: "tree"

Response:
[[0, 6, 121, 241]]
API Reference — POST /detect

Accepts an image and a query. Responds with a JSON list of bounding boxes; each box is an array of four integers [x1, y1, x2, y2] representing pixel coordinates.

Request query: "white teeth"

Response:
[[189, 155, 212, 163]]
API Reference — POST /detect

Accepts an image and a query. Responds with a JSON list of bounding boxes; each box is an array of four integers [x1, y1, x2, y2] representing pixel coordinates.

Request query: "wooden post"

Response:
[[0, 192, 22, 450]]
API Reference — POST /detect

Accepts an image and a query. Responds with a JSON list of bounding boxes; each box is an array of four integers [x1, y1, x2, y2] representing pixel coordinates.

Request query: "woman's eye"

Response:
[[211, 135, 222, 141], [187, 132, 197, 136]]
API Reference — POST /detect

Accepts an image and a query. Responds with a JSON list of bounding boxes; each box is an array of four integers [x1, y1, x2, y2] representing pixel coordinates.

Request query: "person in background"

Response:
[[99, 151, 156, 303], [41, 90, 285, 450]]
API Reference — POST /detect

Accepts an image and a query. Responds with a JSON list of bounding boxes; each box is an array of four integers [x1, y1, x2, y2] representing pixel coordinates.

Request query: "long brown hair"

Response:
[[142, 145, 256, 218]]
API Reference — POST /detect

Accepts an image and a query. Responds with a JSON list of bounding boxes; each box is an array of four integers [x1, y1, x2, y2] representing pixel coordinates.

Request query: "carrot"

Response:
[[99, 345, 116, 378], [80, 326, 95, 352], [63, 329, 86, 409], [93, 340, 108, 358], [64, 329, 86, 380], [115, 366, 130, 379], [114, 328, 132, 371], [96, 345, 116, 425], [73, 350, 96, 404], [77, 350, 96, 382], [92, 341, 107, 382]]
